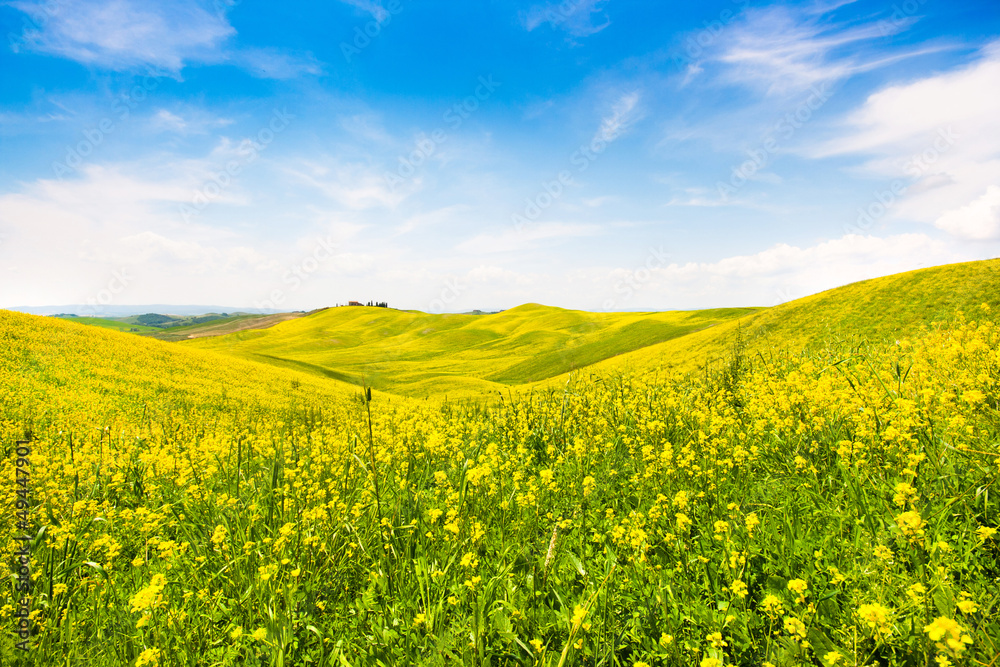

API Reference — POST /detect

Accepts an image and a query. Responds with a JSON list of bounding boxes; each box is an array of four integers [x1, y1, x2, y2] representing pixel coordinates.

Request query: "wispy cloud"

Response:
[[337, 0, 390, 22], [523, 0, 610, 38], [809, 41, 1000, 240], [8, 0, 322, 79], [688, 3, 940, 97], [286, 158, 413, 210], [594, 91, 641, 144], [232, 47, 324, 79], [10, 0, 234, 73]]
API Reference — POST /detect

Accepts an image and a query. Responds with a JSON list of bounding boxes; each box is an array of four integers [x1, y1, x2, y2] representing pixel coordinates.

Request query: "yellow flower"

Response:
[[135, 648, 161, 667], [413, 612, 426, 627], [659, 632, 673, 647], [787, 578, 808, 603], [924, 617, 973, 656], [706, 631, 727, 649], [529, 638, 544, 653], [976, 525, 997, 542], [571, 604, 588, 630], [211, 524, 227, 547], [896, 511, 926, 542], [230, 626, 243, 639], [130, 574, 167, 613], [784, 615, 807, 640], [673, 490, 689, 509], [907, 583, 927, 603], [893, 482, 918, 507], [761, 594, 783, 618], [858, 603, 892, 636], [873, 545, 894, 563], [700, 658, 723, 667], [730, 580, 748, 599], [251, 627, 268, 641], [824, 651, 842, 665], [957, 596, 978, 614], [460, 551, 479, 569]]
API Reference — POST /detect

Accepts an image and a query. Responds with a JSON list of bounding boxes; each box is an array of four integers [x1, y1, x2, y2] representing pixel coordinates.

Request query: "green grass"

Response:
[[552, 257, 1000, 382], [182, 305, 759, 397], [143, 313, 306, 342], [52, 316, 161, 334]]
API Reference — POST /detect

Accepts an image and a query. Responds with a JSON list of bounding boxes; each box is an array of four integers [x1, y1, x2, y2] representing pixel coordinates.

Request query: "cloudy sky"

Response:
[[1, 0, 998, 313]]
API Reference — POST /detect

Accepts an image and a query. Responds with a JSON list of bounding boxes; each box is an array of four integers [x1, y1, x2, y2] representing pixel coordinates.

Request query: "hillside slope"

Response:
[[552, 257, 1000, 383], [0, 309, 359, 435], [182, 305, 758, 397]]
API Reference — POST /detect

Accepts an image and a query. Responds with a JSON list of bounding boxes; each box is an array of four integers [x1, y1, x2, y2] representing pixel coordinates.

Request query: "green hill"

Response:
[[182, 305, 758, 397], [0, 309, 357, 433], [560, 257, 1000, 382], [51, 315, 160, 334], [182, 258, 1000, 399]]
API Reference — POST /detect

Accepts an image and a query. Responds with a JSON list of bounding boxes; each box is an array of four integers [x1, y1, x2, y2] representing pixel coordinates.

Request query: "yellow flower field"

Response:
[[1, 306, 998, 666]]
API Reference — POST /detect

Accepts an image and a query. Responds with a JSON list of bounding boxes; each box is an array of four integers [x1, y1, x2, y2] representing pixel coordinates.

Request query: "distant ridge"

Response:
[[5, 305, 283, 317]]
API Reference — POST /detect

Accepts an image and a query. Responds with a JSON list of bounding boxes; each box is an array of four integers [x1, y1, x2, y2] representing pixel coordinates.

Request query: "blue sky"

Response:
[[1, 0, 998, 313]]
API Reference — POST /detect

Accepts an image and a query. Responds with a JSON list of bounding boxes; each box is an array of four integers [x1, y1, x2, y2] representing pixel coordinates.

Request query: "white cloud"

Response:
[[691, 3, 942, 97], [233, 47, 324, 79], [9, 0, 322, 79], [337, 0, 390, 23], [149, 108, 233, 135], [934, 186, 1000, 240], [595, 233, 969, 310], [811, 41, 1000, 239], [10, 0, 234, 73], [523, 0, 610, 38], [286, 159, 412, 210], [594, 92, 641, 144]]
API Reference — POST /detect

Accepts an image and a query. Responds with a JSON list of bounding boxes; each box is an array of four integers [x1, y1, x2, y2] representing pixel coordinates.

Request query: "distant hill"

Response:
[[183, 304, 758, 397], [0, 308, 354, 430], [8, 305, 281, 317], [552, 257, 1000, 382], [184, 259, 999, 399]]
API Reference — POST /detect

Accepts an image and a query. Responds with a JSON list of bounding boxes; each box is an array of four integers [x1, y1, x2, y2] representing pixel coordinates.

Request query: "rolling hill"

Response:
[[0, 309, 358, 436], [181, 305, 758, 397], [180, 259, 1000, 399], [556, 257, 1000, 383]]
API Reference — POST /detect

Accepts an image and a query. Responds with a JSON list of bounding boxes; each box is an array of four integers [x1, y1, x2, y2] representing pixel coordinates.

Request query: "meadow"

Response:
[[1, 259, 999, 666]]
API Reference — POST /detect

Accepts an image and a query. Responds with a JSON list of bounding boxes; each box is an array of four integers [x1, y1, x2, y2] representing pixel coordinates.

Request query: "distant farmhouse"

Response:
[[340, 301, 389, 308]]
